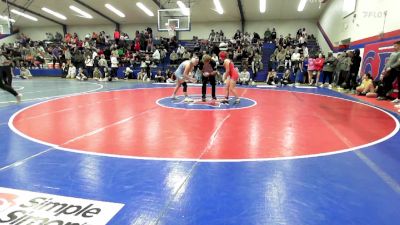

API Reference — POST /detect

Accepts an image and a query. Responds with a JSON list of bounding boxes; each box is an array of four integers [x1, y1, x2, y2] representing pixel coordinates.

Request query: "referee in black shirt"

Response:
[[0, 50, 21, 102]]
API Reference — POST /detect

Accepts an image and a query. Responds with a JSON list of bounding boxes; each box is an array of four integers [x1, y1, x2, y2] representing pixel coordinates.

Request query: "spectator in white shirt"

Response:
[[92, 50, 98, 60], [85, 56, 94, 78], [291, 52, 301, 62], [19, 67, 32, 79], [211, 53, 219, 66], [160, 48, 167, 64], [302, 28, 307, 38], [177, 45, 185, 57], [124, 67, 133, 80], [152, 49, 161, 64], [37, 46, 45, 54], [142, 55, 153, 80], [170, 51, 179, 65], [93, 67, 101, 80], [76, 68, 88, 81], [208, 30, 216, 42], [66, 64, 76, 79], [291, 51, 301, 72], [101, 67, 111, 81], [252, 53, 263, 78], [83, 41, 90, 49], [238, 68, 250, 85], [299, 36, 305, 46], [98, 55, 108, 79], [137, 68, 147, 81], [243, 32, 251, 43], [110, 53, 119, 81], [303, 46, 309, 58], [182, 50, 191, 60], [154, 69, 166, 83]]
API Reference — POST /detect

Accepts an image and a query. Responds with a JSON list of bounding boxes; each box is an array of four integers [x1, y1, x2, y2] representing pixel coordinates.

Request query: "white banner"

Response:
[[0, 187, 124, 225]]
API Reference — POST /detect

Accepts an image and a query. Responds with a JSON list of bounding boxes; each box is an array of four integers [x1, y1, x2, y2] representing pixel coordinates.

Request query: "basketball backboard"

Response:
[[158, 8, 191, 31]]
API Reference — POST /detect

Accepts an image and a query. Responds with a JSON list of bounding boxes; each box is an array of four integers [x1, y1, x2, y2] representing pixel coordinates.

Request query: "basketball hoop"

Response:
[[158, 9, 190, 32]]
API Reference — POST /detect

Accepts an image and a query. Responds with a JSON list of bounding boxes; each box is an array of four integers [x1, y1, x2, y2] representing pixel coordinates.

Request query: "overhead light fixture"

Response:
[[177, 1, 190, 16], [136, 2, 154, 17], [0, 15, 15, 23], [260, 0, 266, 13], [213, 0, 224, 14], [343, 0, 356, 14], [10, 9, 38, 21], [41, 7, 67, 20], [105, 3, 125, 17], [69, 5, 93, 19], [297, 0, 307, 12]]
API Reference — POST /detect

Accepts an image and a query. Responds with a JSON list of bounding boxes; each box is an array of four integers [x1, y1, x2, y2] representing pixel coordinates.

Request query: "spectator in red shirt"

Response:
[[91, 32, 97, 42], [314, 53, 325, 86], [114, 29, 120, 46], [134, 38, 141, 52], [65, 33, 71, 43]]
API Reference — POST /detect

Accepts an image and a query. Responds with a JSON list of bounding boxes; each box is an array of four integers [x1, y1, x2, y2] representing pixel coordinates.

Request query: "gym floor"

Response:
[[0, 78, 399, 225]]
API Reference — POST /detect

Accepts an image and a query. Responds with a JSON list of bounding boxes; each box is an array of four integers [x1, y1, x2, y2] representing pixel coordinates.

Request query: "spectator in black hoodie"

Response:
[[348, 49, 361, 91], [253, 32, 261, 43], [234, 30, 241, 40], [271, 28, 277, 42]]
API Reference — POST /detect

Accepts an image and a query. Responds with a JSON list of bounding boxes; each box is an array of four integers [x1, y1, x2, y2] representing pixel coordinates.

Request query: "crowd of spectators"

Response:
[[264, 28, 399, 108], [1, 26, 399, 107], [0, 27, 267, 84], [265, 27, 364, 92], [1, 27, 178, 81]]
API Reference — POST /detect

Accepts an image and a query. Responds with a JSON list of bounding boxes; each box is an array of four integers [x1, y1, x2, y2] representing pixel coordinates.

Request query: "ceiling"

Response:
[[0, 0, 327, 27]]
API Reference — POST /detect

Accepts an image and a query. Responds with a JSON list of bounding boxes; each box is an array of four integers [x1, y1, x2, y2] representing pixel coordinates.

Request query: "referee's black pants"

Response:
[[0, 67, 18, 96], [202, 75, 216, 99], [1, 65, 13, 86]]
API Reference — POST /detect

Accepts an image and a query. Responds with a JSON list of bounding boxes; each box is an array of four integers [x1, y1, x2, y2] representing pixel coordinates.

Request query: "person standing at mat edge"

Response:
[[199, 54, 218, 102], [0, 50, 22, 103], [378, 41, 400, 101], [171, 56, 199, 102], [220, 51, 240, 104]]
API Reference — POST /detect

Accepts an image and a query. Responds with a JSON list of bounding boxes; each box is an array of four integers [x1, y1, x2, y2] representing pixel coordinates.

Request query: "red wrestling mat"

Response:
[[10, 88, 398, 160], [350, 94, 400, 114]]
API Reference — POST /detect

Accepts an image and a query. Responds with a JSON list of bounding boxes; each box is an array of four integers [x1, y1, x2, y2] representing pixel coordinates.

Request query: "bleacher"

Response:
[[256, 42, 276, 81], [307, 38, 321, 56], [8, 28, 326, 85]]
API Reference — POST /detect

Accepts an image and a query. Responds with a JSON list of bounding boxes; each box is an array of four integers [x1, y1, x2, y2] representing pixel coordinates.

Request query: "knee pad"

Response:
[[182, 82, 188, 92]]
